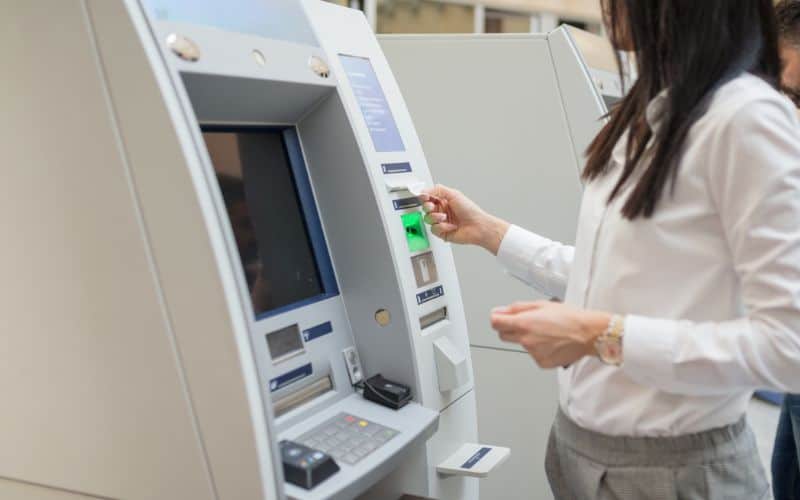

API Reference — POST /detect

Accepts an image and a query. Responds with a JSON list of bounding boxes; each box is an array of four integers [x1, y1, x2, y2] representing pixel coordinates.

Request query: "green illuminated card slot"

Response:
[[401, 212, 430, 252]]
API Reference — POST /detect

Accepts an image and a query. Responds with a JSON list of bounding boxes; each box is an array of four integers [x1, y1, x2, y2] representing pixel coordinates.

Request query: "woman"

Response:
[[421, 1, 800, 498]]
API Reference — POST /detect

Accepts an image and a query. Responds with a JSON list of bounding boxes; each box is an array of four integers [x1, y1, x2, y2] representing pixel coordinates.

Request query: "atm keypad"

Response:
[[296, 413, 398, 465]]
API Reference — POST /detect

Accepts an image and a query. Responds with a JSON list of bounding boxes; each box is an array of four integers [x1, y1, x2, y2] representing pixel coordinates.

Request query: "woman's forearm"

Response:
[[478, 215, 511, 255]]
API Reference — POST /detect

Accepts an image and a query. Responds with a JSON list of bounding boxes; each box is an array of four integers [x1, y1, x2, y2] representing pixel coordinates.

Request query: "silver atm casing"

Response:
[[3, 1, 280, 498], [380, 27, 623, 500], [2, 1, 478, 499]]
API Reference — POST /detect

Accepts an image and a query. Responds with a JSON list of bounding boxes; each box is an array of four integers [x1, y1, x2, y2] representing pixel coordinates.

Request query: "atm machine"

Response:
[[2, 1, 509, 499], [381, 27, 626, 500]]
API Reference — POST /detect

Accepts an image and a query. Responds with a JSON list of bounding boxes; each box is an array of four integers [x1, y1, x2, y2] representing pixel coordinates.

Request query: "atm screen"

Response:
[[203, 128, 335, 318]]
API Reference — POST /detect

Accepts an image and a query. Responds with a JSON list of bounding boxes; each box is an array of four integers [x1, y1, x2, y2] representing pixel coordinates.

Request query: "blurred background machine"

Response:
[[381, 26, 625, 500], [328, 0, 604, 37]]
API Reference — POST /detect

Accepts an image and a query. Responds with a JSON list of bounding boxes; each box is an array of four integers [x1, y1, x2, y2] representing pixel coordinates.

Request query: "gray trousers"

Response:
[[545, 409, 770, 500]]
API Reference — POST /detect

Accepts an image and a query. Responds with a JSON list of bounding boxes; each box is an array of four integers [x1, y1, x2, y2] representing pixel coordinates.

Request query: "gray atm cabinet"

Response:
[[1, 1, 489, 499]]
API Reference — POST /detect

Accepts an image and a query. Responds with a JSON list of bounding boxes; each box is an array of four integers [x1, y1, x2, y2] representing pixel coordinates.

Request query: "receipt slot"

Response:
[[437, 444, 511, 479]]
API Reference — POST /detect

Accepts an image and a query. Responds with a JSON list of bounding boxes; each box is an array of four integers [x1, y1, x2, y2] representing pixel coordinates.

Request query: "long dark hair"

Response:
[[584, 0, 781, 219]]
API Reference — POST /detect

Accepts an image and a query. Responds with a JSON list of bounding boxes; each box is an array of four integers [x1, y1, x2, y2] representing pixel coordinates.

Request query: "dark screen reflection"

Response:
[[203, 130, 323, 317], [216, 174, 261, 289]]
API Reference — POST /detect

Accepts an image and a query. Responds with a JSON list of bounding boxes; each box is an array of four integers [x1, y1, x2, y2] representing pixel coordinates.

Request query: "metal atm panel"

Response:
[[3, 0, 488, 498]]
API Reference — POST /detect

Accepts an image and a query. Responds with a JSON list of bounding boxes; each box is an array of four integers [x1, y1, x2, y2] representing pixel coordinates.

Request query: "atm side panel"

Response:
[[0, 1, 216, 499], [548, 27, 609, 175], [303, 4, 479, 499], [87, 1, 284, 499]]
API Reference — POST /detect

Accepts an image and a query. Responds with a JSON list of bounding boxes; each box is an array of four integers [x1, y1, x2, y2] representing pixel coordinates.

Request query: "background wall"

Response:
[[327, 0, 603, 34], [378, 1, 475, 34]]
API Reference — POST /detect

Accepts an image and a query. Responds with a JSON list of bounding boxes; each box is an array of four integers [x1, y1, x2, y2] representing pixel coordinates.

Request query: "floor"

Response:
[[748, 396, 782, 483]]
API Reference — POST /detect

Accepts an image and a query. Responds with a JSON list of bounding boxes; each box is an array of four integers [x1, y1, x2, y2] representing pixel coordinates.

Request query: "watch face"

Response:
[[596, 337, 623, 366], [604, 342, 623, 364]]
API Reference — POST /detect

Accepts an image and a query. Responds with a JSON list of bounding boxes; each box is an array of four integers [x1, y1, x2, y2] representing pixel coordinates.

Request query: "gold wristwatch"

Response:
[[595, 314, 625, 366]]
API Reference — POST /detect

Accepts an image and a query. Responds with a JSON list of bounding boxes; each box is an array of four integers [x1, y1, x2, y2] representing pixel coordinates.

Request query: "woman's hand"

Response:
[[490, 301, 612, 368], [419, 184, 510, 255]]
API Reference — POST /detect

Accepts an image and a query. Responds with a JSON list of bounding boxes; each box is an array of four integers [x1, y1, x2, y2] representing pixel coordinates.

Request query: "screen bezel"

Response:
[[202, 124, 339, 321]]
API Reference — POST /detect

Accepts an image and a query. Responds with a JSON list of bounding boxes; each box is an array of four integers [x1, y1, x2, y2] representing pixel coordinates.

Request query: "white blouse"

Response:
[[497, 73, 800, 436]]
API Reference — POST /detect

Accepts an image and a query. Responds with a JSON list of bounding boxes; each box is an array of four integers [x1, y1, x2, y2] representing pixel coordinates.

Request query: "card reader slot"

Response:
[[274, 375, 333, 417], [420, 307, 448, 330]]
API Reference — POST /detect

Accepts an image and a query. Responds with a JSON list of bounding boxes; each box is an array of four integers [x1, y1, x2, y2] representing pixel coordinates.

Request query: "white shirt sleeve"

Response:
[[496, 224, 575, 300], [623, 98, 800, 396]]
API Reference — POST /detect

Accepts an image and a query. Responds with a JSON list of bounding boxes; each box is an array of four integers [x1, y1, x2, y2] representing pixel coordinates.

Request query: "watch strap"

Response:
[[595, 314, 625, 366]]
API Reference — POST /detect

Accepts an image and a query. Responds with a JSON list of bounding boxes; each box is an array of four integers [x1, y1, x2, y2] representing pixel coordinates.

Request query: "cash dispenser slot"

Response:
[[274, 375, 334, 417], [420, 307, 448, 330]]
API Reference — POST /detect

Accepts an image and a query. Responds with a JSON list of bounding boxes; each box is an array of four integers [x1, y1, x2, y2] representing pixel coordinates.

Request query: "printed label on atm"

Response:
[[270, 363, 313, 392], [302, 321, 333, 342], [382, 162, 412, 174], [393, 196, 421, 210], [416, 285, 444, 305], [461, 447, 492, 469]]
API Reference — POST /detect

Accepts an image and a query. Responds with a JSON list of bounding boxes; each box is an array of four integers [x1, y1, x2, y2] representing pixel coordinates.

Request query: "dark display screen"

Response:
[[203, 128, 330, 317]]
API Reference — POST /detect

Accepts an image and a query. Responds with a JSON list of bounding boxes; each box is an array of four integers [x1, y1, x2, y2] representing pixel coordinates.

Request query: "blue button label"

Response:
[[416, 285, 444, 305], [303, 321, 333, 342], [382, 162, 412, 174], [461, 447, 492, 469], [269, 363, 312, 392]]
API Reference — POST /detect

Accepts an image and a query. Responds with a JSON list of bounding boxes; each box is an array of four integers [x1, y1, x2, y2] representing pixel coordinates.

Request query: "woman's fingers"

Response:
[[422, 199, 452, 226], [422, 201, 437, 213], [422, 198, 450, 214], [491, 301, 544, 318], [490, 311, 520, 332], [424, 212, 448, 224], [420, 187, 453, 216], [423, 184, 457, 201], [498, 330, 520, 343], [430, 222, 458, 238]]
